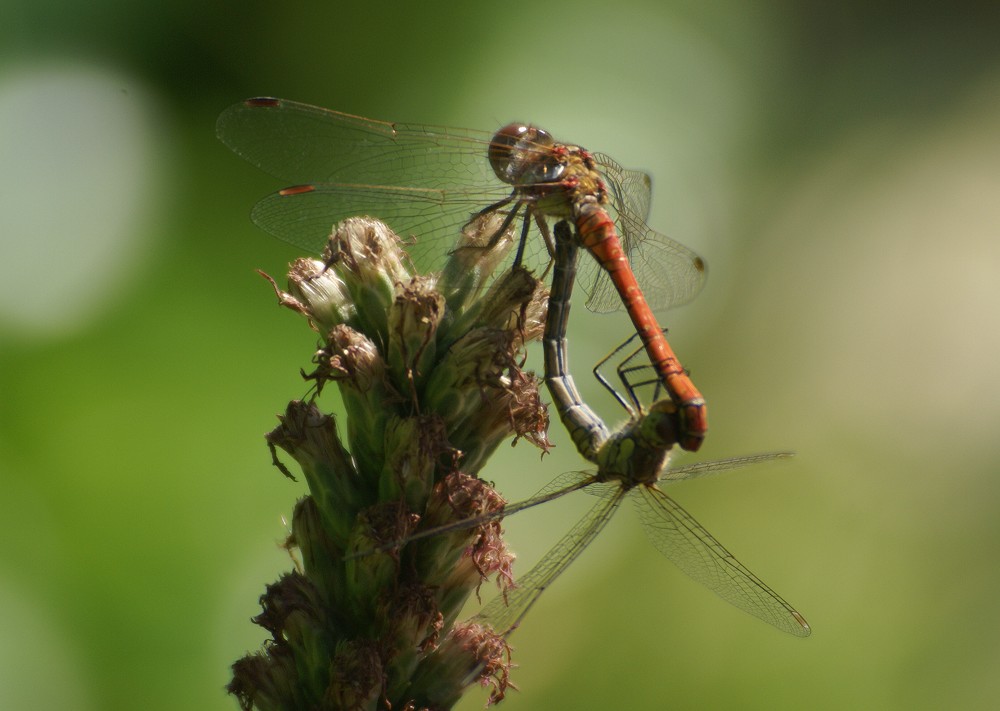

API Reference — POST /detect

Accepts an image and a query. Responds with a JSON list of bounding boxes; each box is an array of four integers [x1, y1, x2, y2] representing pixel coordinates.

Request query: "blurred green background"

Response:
[[3, 1, 1000, 709]]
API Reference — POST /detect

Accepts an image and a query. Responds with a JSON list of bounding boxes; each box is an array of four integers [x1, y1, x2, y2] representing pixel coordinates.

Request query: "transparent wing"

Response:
[[659, 452, 794, 483], [632, 486, 811, 636], [594, 152, 652, 225], [473, 483, 625, 636], [579, 151, 707, 314], [216, 97, 500, 188], [580, 209, 708, 314], [344, 470, 596, 560], [248, 183, 513, 265]]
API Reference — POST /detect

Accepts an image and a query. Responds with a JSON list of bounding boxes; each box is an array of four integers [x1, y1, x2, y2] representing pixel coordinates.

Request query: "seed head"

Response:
[[232, 217, 548, 709]]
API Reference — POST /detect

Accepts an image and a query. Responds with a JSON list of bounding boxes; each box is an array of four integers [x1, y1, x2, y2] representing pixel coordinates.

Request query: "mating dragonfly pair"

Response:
[[217, 98, 810, 637]]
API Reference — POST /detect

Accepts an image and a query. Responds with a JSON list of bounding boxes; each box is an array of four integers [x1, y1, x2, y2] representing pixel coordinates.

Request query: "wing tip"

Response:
[[791, 610, 812, 637]]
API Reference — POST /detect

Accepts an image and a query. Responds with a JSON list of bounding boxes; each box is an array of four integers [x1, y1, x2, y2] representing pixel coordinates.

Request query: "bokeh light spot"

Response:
[[0, 61, 167, 339]]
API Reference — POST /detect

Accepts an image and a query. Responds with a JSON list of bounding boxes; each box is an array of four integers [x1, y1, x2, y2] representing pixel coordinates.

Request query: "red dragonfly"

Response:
[[217, 98, 709, 450]]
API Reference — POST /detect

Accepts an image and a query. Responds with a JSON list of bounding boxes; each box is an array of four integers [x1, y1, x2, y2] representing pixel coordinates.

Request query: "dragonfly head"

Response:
[[489, 123, 565, 187], [639, 399, 680, 450]]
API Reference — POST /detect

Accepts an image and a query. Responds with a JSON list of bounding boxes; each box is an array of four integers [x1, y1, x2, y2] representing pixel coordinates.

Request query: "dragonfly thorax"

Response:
[[595, 400, 678, 487]]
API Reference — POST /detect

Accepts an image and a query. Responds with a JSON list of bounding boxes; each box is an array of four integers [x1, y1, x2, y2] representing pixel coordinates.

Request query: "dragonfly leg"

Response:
[[508, 204, 531, 269], [532, 209, 556, 280], [593, 330, 672, 415], [593, 333, 646, 415], [453, 193, 522, 259], [617, 339, 663, 405], [594, 355, 634, 416]]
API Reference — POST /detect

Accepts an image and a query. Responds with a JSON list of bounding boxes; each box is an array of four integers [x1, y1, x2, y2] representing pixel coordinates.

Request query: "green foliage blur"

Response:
[[2, 1, 1000, 709]]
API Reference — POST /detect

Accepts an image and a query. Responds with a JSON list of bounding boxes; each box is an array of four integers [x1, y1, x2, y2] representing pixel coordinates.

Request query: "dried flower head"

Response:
[[231, 217, 548, 710]]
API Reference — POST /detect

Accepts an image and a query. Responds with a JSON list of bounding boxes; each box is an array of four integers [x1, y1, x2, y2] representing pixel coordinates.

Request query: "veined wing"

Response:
[[248, 182, 512, 260], [473, 482, 626, 636], [658, 452, 794, 483], [344, 471, 596, 560], [216, 97, 500, 189], [580, 205, 708, 314], [632, 485, 810, 636], [593, 152, 652, 225], [575, 150, 706, 314]]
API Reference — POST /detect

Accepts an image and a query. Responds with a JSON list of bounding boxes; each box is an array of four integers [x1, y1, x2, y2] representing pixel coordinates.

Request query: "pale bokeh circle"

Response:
[[0, 62, 167, 339]]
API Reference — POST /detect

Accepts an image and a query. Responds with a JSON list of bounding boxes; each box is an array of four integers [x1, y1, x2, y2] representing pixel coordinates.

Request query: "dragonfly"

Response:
[[359, 221, 810, 637], [216, 98, 708, 451]]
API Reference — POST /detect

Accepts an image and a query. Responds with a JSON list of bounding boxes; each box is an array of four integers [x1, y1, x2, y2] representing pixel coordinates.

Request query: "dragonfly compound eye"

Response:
[[489, 123, 562, 186]]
